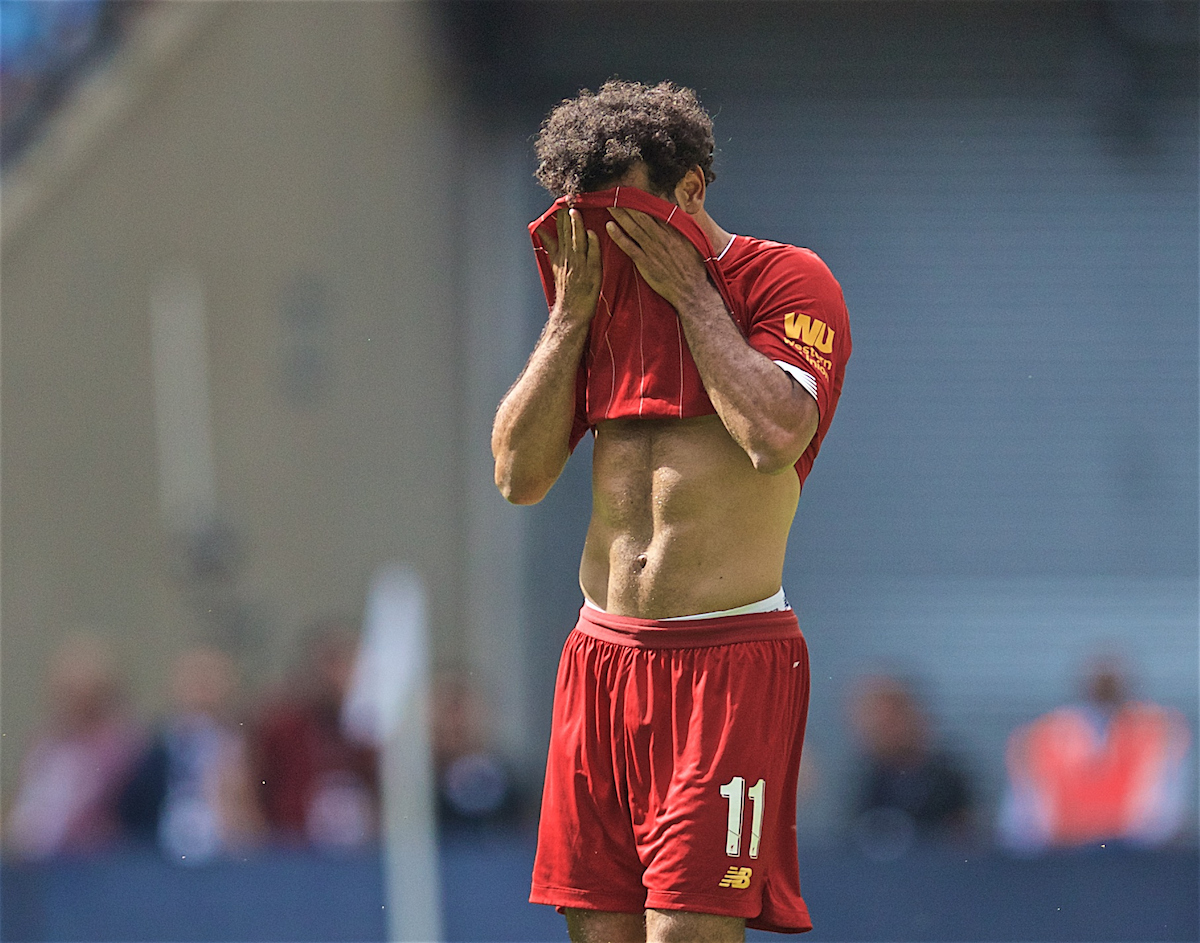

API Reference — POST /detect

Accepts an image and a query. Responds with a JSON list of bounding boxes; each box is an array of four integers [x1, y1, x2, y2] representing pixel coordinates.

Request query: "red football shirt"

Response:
[[529, 187, 850, 488]]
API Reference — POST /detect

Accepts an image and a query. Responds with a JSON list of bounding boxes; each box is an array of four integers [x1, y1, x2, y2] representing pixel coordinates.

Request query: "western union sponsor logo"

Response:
[[784, 337, 832, 381], [719, 866, 753, 889], [783, 312, 835, 354]]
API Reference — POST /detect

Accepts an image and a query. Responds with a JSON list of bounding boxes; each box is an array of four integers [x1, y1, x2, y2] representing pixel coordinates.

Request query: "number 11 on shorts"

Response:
[[719, 776, 764, 858]]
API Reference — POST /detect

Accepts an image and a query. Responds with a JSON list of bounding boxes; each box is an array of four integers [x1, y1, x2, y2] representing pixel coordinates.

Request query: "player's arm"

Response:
[[492, 209, 601, 504], [606, 208, 817, 475]]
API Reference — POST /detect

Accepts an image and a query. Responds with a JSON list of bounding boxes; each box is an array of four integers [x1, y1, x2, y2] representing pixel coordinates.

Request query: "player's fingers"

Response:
[[585, 228, 601, 269], [569, 208, 585, 254], [606, 206, 634, 236], [607, 206, 656, 241], [605, 219, 642, 260], [604, 210, 638, 251], [555, 209, 570, 258], [538, 221, 558, 257]]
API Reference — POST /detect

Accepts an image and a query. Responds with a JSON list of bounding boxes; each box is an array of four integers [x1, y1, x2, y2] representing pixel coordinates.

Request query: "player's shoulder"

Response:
[[723, 234, 838, 281], [722, 234, 846, 314]]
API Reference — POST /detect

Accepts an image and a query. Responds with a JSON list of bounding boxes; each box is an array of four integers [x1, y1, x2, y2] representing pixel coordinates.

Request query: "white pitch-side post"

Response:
[[344, 565, 442, 942], [149, 266, 217, 537]]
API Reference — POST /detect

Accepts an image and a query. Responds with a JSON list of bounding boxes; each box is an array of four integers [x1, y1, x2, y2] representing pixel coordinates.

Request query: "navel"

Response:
[[635, 553, 649, 570]]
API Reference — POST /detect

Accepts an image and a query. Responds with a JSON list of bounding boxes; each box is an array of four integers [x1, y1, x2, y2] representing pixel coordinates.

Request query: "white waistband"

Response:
[[582, 587, 790, 621]]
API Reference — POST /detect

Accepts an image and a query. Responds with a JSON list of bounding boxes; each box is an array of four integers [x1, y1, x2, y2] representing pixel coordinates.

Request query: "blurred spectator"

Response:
[[847, 674, 974, 859], [4, 634, 142, 859], [431, 671, 521, 830], [253, 619, 380, 849], [118, 646, 265, 862], [999, 653, 1192, 852]]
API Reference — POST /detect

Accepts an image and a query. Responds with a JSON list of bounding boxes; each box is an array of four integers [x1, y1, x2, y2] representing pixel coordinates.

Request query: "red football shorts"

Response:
[[530, 605, 813, 933]]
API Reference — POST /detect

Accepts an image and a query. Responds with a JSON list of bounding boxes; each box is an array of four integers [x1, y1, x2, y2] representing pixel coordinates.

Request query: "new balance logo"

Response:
[[719, 866, 753, 889]]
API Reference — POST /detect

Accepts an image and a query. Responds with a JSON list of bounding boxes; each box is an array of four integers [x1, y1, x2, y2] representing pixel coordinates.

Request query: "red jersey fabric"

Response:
[[529, 187, 851, 488], [531, 605, 813, 932]]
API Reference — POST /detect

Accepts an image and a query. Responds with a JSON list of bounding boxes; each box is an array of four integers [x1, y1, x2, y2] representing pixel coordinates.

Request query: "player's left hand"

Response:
[[605, 207, 712, 311]]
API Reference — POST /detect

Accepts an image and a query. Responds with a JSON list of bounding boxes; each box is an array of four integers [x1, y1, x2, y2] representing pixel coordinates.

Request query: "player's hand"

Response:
[[539, 208, 601, 327], [605, 207, 710, 311]]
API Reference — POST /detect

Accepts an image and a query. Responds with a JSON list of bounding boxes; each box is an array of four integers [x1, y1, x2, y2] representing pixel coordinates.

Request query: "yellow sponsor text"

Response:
[[783, 312, 835, 354], [783, 337, 832, 380]]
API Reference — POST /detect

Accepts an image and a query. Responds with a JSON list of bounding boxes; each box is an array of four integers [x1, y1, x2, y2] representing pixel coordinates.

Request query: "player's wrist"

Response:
[[550, 298, 597, 332], [672, 279, 727, 323]]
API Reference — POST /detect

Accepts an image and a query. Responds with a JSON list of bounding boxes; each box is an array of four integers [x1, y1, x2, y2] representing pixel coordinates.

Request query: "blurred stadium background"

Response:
[[1, 1, 1196, 941]]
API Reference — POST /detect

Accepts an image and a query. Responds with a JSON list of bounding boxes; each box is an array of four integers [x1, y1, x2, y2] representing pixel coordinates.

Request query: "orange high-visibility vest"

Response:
[[1006, 703, 1190, 846]]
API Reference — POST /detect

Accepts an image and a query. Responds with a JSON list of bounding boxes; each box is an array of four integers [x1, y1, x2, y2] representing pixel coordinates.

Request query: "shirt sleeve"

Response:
[[742, 246, 851, 421], [772, 360, 819, 402]]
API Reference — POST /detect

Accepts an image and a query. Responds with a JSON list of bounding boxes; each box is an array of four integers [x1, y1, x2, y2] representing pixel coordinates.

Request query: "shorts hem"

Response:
[[530, 883, 644, 916], [644, 890, 812, 934], [532, 886, 812, 934]]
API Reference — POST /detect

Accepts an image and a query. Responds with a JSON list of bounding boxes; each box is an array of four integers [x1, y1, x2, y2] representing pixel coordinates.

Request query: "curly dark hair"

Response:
[[534, 80, 716, 197]]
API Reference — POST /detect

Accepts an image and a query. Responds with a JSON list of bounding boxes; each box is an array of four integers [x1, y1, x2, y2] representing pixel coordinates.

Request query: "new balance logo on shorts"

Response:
[[719, 866, 753, 889]]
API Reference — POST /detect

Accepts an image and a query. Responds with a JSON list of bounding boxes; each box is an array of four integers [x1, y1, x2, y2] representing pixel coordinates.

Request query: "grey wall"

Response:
[[1, 3, 463, 794]]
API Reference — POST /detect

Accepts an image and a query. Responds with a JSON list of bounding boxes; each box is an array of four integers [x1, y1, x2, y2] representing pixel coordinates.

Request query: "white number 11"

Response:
[[719, 776, 765, 858]]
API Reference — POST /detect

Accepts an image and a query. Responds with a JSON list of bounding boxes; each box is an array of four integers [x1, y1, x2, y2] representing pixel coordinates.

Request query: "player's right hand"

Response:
[[540, 208, 601, 326]]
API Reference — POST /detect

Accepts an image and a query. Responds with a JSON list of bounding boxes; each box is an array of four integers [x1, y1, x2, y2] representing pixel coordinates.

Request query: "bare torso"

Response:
[[580, 414, 800, 618]]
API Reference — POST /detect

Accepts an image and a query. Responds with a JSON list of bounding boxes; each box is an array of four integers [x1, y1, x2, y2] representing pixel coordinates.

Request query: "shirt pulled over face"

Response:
[[529, 187, 733, 444], [528, 186, 852, 488]]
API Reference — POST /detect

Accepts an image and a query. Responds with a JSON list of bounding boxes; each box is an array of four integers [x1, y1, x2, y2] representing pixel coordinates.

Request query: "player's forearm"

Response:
[[677, 289, 817, 475], [491, 315, 590, 504], [601, 207, 816, 472]]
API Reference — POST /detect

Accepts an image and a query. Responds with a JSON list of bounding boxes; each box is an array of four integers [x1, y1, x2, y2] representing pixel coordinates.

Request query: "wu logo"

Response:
[[783, 312, 835, 354], [719, 866, 753, 889]]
